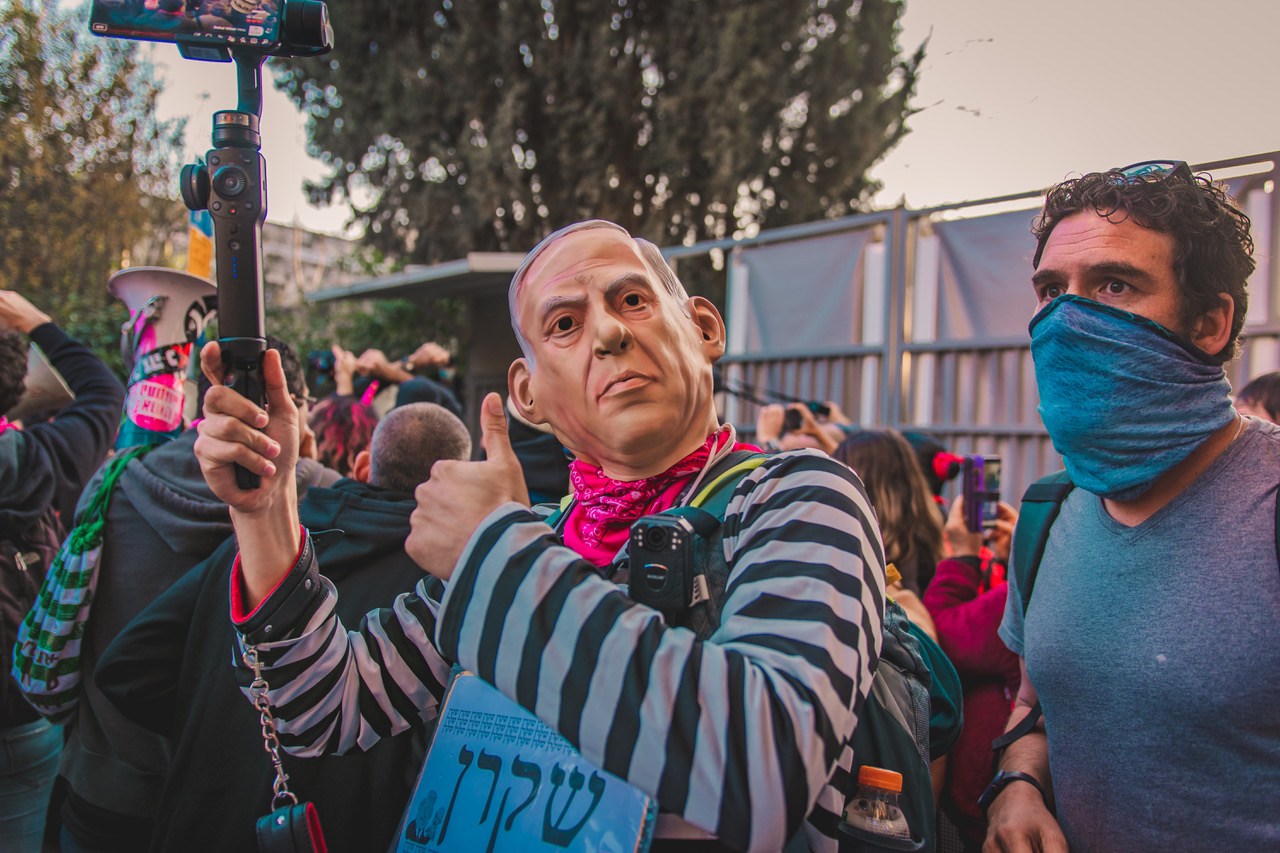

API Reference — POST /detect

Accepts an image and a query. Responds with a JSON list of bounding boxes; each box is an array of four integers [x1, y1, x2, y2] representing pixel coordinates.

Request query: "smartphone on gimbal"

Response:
[[89, 0, 331, 488], [89, 1, 283, 50], [90, 1, 331, 63]]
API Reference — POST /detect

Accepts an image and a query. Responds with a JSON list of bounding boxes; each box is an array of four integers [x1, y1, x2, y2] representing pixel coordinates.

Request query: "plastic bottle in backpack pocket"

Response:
[[840, 766, 918, 851]]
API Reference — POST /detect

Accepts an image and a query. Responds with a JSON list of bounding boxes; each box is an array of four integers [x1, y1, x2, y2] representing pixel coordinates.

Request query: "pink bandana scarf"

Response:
[[563, 428, 755, 567], [0, 417, 17, 435]]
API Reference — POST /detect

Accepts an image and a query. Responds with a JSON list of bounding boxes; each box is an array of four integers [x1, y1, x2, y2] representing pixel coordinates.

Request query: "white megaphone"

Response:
[[109, 268, 218, 370], [108, 267, 217, 447], [4, 344, 74, 424]]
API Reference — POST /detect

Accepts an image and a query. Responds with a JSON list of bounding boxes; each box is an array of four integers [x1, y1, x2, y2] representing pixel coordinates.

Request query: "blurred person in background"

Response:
[[832, 427, 949, 816], [924, 497, 1021, 853], [901, 430, 964, 517], [833, 428, 945, 598], [350, 342, 463, 419], [52, 337, 336, 853], [95, 403, 472, 853], [755, 400, 850, 455], [0, 291, 123, 853], [1234, 370, 1280, 423], [307, 393, 379, 478]]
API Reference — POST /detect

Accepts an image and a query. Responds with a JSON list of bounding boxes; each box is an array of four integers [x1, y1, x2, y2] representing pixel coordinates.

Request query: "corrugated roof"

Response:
[[307, 252, 524, 302]]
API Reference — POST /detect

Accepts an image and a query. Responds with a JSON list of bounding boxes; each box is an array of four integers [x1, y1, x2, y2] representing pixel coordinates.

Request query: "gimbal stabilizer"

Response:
[[177, 7, 332, 488]]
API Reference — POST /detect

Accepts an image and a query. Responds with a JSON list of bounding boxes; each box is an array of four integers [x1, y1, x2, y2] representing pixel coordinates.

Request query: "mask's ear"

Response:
[[1192, 293, 1234, 358], [508, 357, 544, 424], [687, 296, 726, 362]]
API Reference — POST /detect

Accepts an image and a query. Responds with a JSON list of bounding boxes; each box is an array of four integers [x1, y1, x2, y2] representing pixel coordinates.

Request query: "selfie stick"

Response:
[[181, 51, 269, 489]]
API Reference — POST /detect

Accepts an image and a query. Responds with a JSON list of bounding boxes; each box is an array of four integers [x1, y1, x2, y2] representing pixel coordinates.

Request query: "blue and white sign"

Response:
[[396, 671, 655, 853]]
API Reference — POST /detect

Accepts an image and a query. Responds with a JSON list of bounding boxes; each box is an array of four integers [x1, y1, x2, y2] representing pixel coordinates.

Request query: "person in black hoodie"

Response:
[[96, 402, 471, 853], [0, 291, 125, 853], [0, 291, 124, 852], [53, 337, 339, 853]]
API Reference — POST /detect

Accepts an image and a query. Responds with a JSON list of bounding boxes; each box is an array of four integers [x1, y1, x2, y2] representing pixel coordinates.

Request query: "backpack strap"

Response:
[[544, 493, 575, 532], [991, 700, 1043, 752], [990, 471, 1071, 755], [1010, 470, 1074, 618], [688, 450, 768, 516]]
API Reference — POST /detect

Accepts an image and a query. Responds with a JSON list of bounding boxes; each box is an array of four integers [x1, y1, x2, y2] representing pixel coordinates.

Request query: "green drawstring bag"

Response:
[[11, 444, 152, 722]]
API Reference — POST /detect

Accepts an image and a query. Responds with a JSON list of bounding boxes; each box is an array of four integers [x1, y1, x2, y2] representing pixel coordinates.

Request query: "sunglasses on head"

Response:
[[1034, 159, 1204, 266], [1114, 160, 1195, 183]]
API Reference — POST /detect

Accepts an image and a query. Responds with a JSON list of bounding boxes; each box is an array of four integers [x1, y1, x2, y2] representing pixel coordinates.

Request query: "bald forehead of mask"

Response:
[[508, 221, 689, 365]]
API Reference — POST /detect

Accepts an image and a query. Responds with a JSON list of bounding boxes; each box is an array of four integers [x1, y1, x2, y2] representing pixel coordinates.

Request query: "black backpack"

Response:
[[0, 506, 65, 724]]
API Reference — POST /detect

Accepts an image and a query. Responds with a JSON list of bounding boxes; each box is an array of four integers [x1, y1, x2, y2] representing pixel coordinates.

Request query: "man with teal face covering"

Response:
[[984, 163, 1280, 853]]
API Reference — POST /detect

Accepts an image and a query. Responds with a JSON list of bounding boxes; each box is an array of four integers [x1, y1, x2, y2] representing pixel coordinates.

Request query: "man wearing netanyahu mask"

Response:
[[193, 221, 886, 851], [984, 163, 1280, 852]]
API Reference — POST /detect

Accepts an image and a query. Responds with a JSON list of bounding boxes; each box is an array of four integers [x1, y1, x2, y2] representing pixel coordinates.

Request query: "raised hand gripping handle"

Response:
[[221, 337, 267, 490]]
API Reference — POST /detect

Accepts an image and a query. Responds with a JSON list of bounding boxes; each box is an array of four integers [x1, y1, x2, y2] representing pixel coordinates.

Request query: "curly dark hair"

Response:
[[0, 330, 27, 416], [1032, 166, 1256, 363]]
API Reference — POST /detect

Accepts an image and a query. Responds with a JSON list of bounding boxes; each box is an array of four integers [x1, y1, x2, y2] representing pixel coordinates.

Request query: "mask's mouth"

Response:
[[598, 370, 652, 400]]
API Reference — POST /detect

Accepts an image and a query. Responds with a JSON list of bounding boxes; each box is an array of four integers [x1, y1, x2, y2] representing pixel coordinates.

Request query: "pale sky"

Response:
[[141, 0, 1280, 236], [870, 0, 1280, 209]]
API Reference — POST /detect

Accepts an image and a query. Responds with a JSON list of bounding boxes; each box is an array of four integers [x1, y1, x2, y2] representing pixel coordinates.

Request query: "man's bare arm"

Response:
[[984, 658, 1066, 853]]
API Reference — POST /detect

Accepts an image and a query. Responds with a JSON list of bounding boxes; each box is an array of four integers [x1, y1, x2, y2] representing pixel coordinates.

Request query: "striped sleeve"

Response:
[[232, 555, 454, 758], [434, 449, 885, 852]]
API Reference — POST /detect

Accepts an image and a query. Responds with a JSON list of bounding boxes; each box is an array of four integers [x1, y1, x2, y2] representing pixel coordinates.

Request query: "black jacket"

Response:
[[0, 323, 123, 726], [0, 323, 123, 532], [97, 479, 434, 853], [58, 428, 340, 822]]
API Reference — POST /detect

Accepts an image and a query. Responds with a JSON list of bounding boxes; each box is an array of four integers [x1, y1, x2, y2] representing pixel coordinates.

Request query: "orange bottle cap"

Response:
[[858, 766, 903, 792]]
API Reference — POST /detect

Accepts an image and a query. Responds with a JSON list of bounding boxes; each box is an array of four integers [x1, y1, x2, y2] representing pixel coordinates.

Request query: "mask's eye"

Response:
[[556, 316, 575, 332], [623, 293, 642, 307]]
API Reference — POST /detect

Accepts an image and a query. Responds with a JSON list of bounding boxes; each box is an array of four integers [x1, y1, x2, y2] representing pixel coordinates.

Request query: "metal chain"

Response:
[[244, 647, 299, 811]]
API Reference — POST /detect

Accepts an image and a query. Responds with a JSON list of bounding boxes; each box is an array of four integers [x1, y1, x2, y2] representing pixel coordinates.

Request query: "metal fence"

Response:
[[668, 152, 1280, 504]]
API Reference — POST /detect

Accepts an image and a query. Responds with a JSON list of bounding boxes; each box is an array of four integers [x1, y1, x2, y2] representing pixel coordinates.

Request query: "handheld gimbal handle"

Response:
[[181, 51, 269, 489]]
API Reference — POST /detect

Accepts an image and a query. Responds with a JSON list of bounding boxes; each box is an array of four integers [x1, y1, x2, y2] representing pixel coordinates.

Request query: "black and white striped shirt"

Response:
[[234, 449, 885, 852]]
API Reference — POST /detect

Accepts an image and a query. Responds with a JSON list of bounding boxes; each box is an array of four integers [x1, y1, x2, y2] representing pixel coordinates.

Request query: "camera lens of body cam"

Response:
[[643, 526, 668, 551], [212, 165, 249, 199]]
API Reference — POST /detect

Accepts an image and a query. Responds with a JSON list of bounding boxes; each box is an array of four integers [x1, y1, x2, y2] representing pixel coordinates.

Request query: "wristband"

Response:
[[978, 770, 1055, 817]]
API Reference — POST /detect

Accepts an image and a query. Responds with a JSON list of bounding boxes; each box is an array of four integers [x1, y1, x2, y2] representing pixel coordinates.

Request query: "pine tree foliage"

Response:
[[276, 0, 923, 264], [0, 0, 184, 374]]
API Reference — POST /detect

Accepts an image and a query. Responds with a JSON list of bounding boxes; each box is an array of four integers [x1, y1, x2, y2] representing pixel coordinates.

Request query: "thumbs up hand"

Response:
[[406, 393, 531, 580]]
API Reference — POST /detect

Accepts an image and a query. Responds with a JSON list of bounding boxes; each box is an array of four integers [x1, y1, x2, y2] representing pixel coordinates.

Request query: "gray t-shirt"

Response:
[[1000, 417, 1280, 852]]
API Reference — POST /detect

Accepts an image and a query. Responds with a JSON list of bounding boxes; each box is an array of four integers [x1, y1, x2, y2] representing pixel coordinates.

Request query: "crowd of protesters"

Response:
[[0, 157, 1277, 853]]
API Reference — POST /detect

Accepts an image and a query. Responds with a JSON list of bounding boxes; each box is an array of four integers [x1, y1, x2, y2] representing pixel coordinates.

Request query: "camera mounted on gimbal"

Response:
[[90, 0, 333, 487]]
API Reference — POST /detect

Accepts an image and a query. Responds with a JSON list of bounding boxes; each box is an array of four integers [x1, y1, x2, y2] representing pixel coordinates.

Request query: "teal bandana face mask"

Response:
[[1029, 295, 1235, 501]]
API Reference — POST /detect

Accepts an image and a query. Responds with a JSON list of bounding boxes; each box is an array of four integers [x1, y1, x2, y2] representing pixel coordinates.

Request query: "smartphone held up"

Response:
[[962, 456, 1001, 534]]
